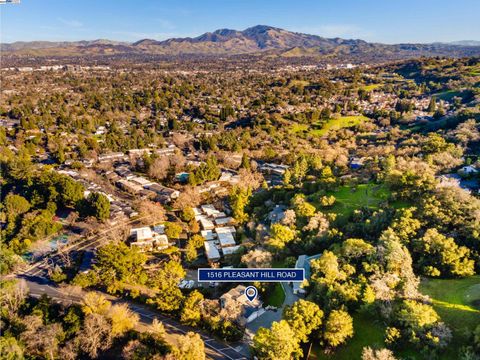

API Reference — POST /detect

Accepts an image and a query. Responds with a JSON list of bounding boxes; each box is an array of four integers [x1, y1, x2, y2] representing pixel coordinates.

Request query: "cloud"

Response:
[[58, 18, 83, 28], [294, 24, 375, 40]]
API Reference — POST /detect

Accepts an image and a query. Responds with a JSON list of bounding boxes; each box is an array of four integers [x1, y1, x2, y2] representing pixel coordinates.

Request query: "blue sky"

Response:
[[1, 0, 479, 44]]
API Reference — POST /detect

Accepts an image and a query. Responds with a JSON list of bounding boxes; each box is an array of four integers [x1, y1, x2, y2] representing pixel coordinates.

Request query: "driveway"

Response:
[[244, 281, 299, 340]]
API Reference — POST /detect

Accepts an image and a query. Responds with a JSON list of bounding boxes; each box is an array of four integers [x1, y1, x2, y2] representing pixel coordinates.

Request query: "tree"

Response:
[[396, 300, 439, 331], [323, 309, 354, 348], [230, 186, 251, 223], [267, 224, 296, 250], [152, 260, 185, 312], [253, 320, 302, 360], [362, 347, 397, 360], [148, 156, 170, 180], [283, 300, 324, 342], [241, 249, 273, 268], [77, 313, 113, 359], [82, 292, 111, 315], [413, 228, 474, 277], [108, 303, 139, 336], [81, 192, 110, 221], [310, 251, 346, 287], [94, 242, 147, 292], [427, 97, 436, 113], [0, 336, 24, 360], [180, 290, 203, 326], [0, 279, 28, 319], [3, 193, 31, 235], [181, 207, 195, 223], [165, 222, 182, 239], [241, 153, 251, 170], [20, 315, 64, 360], [135, 200, 166, 225], [173, 332, 205, 360]]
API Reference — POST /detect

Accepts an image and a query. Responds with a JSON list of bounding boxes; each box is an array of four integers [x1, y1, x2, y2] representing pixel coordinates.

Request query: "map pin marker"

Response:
[[245, 286, 258, 302]]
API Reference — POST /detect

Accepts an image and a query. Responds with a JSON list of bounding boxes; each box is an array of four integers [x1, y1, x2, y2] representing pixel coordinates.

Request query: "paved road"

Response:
[[18, 275, 249, 360]]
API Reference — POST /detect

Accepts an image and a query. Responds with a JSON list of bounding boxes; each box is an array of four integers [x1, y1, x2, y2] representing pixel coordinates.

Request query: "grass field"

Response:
[[264, 283, 286, 307], [309, 312, 386, 360], [310, 116, 369, 136], [420, 276, 480, 359], [311, 183, 391, 220], [361, 84, 381, 91]]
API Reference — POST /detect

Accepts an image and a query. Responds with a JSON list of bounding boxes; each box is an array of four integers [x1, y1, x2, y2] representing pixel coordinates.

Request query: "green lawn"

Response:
[[291, 123, 309, 133], [264, 283, 286, 307], [312, 183, 391, 220], [420, 276, 480, 359], [361, 84, 381, 91], [309, 312, 386, 360], [310, 116, 369, 136]]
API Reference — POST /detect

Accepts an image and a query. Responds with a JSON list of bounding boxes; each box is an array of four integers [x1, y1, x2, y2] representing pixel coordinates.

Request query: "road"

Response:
[[18, 275, 249, 360]]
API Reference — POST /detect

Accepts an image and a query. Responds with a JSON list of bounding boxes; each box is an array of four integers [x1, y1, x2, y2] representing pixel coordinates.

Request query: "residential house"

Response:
[[220, 285, 264, 325]]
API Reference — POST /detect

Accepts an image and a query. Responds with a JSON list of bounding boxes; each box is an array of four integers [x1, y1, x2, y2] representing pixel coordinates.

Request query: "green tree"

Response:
[[81, 192, 110, 221], [283, 300, 324, 342], [173, 332, 205, 360], [267, 224, 296, 250], [323, 309, 354, 348], [165, 222, 182, 239], [230, 186, 251, 224], [180, 290, 203, 326], [253, 320, 302, 360], [94, 243, 147, 292], [413, 228, 474, 277], [396, 300, 439, 331], [241, 153, 251, 170]]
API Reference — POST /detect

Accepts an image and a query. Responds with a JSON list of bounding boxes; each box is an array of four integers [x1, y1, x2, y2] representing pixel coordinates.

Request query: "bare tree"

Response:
[[77, 313, 113, 358], [0, 278, 28, 319], [148, 156, 170, 180], [241, 249, 273, 268], [173, 186, 201, 210], [135, 199, 166, 225]]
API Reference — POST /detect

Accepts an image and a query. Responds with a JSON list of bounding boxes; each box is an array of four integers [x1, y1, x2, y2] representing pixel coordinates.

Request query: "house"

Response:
[[267, 205, 287, 224], [204, 240, 221, 262], [349, 157, 364, 170], [214, 217, 234, 226], [217, 231, 236, 248], [198, 216, 215, 230], [130, 226, 169, 252], [201, 230, 216, 241], [220, 285, 264, 325], [145, 183, 180, 203], [116, 179, 144, 194], [293, 253, 322, 295], [459, 165, 478, 175], [222, 245, 242, 256]]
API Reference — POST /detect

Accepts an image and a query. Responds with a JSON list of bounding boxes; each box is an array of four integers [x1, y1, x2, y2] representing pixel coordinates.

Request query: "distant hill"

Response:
[[2, 25, 480, 60]]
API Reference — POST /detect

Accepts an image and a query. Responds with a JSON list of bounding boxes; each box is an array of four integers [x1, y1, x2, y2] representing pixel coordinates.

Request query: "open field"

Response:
[[309, 312, 386, 360], [310, 116, 369, 136], [310, 183, 390, 219], [264, 283, 286, 307], [420, 276, 480, 359]]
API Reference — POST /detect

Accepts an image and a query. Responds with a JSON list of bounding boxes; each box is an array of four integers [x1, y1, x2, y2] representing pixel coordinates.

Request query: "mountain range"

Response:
[[2, 25, 480, 60]]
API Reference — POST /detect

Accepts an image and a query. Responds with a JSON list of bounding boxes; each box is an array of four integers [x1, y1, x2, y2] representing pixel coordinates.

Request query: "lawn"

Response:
[[420, 276, 480, 359], [311, 183, 391, 220], [264, 283, 286, 307], [310, 116, 368, 137], [309, 312, 387, 360], [432, 89, 463, 101], [291, 123, 309, 133], [361, 84, 381, 91]]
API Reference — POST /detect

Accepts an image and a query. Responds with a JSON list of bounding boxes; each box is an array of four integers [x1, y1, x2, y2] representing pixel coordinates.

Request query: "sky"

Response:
[[1, 0, 479, 44]]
